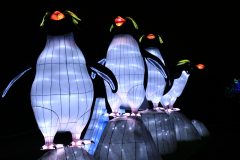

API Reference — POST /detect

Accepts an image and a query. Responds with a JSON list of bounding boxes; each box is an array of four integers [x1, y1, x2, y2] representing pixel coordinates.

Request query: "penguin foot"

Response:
[[71, 140, 84, 147], [130, 113, 141, 117], [55, 144, 64, 149], [165, 107, 180, 113], [41, 143, 56, 150], [109, 112, 121, 117]]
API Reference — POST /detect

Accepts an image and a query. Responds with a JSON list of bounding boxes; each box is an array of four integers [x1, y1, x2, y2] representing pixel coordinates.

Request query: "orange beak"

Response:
[[115, 16, 126, 27], [147, 34, 156, 40], [196, 63, 205, 70], [50, 11, 65, 21]]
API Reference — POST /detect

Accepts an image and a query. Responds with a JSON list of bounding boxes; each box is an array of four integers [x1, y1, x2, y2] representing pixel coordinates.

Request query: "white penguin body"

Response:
[[160, 70, 190, 108], [145, 47, 166, 107], [31, 33, 93, 146], [105, 34, 145, 113]]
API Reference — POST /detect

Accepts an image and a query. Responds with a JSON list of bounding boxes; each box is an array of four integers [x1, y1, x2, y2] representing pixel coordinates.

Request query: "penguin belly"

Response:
[[105, 34, 145, 113], [145, 47, 166, 107], [31, 33, 93, 143]]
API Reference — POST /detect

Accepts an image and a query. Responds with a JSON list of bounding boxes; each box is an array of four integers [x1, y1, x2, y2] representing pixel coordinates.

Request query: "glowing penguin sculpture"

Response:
[[98, 16, 168, 116], [139, 33, 170, 109], [160, 59, 192, 111], [2, 11, 117, 150], [159, 60, 203, 141]]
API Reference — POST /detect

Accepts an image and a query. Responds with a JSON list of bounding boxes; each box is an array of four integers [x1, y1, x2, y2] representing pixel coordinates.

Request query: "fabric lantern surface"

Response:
[[104, 16, 145, 114], [160, 71, 190, 108], [31, 32, 94, 148], [84, 98, 109, 155], [105, 34, 145, 114], [94, 116, 162, 160], [140, 109, 177, 155], [191, 119, 210, 137], [169, 111, 201, 141], [39, 147, 95, 160], [145, 47, 167, 108]]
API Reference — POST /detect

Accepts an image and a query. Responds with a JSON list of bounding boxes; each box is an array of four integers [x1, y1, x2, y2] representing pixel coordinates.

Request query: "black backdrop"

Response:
[[0, 0, 239, 159]]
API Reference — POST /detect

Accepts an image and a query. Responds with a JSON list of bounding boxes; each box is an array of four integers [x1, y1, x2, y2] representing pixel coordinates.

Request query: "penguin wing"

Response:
[[2, 67, 32, 98], [144, 50, 168, 78], [91, 58, 106, 79], [90, 63, 118, 93]]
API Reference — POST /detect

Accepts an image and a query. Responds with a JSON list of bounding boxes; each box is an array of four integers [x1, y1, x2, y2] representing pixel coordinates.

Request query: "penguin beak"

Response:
[[196, 63, 205, 70], [115, 16, 126, 27], [50, 11, 65, 21], [147, 34, 156, 40]]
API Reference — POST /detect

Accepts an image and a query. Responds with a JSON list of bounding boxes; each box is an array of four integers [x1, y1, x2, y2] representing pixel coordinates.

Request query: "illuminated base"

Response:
[[191, 119, 210, 137], [140, 109, 177, 155], [169, 112, 201, 141], [94, 116, 162, 160], [154, 107, 181, 113], [39, 147, 94, 160]]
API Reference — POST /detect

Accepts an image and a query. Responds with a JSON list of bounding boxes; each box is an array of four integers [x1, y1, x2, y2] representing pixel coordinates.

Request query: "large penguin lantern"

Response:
[[2, 11, 117, 150], [139, 33, 172, 109], [96, 16, 169, 116]]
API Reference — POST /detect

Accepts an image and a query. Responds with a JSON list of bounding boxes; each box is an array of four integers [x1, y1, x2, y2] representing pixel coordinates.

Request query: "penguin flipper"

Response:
[[91, 58, 106, 79], [90, 63, 118, 93], [2, 67, 32, 98], [144, 50, 168, 78]]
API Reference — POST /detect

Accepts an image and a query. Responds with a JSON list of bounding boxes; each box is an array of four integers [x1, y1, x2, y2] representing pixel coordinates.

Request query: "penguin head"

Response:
[[109, 16, 139, 37], [40, 10, 81, 35], [174, 59, 205, 78], [139, 33, 164, 48], [174, 59, 192, 78]]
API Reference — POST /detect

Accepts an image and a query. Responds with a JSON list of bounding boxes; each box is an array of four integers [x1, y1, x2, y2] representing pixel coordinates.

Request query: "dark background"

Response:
[[0, 0, 239, 159]]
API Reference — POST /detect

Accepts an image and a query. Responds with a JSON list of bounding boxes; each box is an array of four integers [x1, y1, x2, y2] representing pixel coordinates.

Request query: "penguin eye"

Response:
[[50, 11, 65, 21], [147, 34, 156, 40]]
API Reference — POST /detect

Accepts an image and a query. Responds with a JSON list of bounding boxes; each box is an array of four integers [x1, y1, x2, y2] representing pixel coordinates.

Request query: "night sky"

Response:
[[0, 1, 239, 159]]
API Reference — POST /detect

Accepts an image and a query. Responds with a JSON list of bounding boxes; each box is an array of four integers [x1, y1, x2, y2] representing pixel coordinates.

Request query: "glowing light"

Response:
[[83, 98, 109, 155], [50, 11, 65, 21], [160, 71, 190, 108], [39, 147, 94, 159], [94, 117, 162, 159], [170, 112, 201, 141], [140, 110, 177, 155], [196, 63, 205, 70], [147, 34, 156, 40], [105, 34, 145, 114], [2, 67, 32, 98], [115, 16, 126, 27], [31, 33, 94, 148]]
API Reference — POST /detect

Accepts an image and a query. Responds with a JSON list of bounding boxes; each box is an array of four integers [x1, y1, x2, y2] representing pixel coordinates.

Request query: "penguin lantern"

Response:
[[96, 16, 168, 116], [160, 59, 203, 111], [2, 11, 117, 150], [139, 33, 171, 109]]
